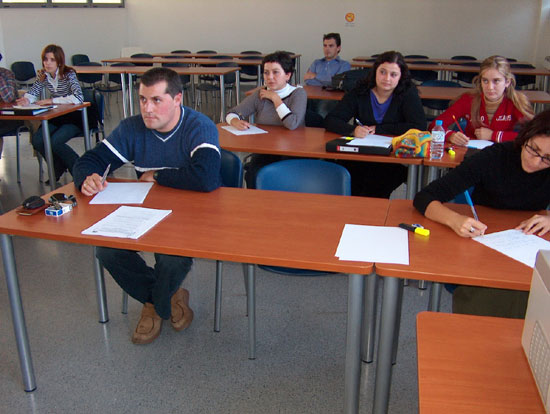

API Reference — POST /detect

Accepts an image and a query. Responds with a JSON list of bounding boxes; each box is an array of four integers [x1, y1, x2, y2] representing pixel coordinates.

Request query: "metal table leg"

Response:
[[128, 74, 135, 117], [120, 73, 128, 119], [81, 107, 91, 150], [361, 272, 377, 363], [92, 247, 109, 323], [235, 70, 241, 105], [428, 282, 442, 312], [219, 74, 225, 123], [1, 234, 36, 392], [246, 264, 256, 360], [406, 164, 418, 200], [344, 273, 365, 414], [373, 276, 403, 414], [41, 120, 56, 192]]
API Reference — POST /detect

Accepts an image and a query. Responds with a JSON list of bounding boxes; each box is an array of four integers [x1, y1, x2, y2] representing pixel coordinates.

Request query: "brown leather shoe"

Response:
[[132, 303, 162, 344], [170, 288, 194, 331]]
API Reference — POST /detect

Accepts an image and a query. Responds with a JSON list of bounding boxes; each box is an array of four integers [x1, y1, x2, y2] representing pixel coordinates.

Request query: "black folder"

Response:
[[325, 138, 392, 156]]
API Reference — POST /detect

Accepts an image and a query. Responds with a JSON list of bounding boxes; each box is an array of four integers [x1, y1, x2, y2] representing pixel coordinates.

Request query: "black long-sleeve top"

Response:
[[414, 141, 550, 215], [324, 86, 427, 136]]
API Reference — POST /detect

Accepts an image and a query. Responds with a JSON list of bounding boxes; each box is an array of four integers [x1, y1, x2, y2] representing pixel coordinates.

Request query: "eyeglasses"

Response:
[[524, 142, 550, 165]]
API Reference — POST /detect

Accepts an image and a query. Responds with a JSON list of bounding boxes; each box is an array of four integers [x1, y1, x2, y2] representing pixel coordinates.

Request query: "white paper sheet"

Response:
[[473, 229, 550, 268], [82, 206, 172, 239], [221, 125, 268, 135], [89, 182, 154, 204], [335, 224, 409, 265], [467, 140, 494, 150], [347, 135, 393, 148]]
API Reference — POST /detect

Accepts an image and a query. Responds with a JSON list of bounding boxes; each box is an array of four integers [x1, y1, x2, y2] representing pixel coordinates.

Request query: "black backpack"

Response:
[[331, 68, 370, 92]]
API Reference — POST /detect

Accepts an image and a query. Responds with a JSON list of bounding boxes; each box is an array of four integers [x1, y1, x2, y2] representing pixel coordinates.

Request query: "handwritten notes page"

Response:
[[473, 229, 550, 267], [336, 224, 409, 265], [82, 206, 171, 239]]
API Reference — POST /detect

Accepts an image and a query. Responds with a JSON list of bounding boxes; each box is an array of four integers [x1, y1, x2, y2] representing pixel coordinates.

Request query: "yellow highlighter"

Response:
[[399, 223, 430, 237]]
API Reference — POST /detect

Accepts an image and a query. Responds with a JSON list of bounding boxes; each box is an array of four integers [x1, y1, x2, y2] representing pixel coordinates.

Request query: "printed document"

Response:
[[474, 229, 550, 267], [89, 182, 154, 204], [82, 206, 171, 239], [467, 140, 494, 150], [221, 125, 268, 135], [335, 224, 409, 265]]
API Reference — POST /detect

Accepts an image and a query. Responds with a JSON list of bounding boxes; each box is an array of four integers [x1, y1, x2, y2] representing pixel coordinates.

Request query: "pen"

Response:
[[355, 118, 364, 126], [462, 190, 479, 222], [399, 223, 430, 236], [452, 115, 465, 135], [101, 163, 111, 184]]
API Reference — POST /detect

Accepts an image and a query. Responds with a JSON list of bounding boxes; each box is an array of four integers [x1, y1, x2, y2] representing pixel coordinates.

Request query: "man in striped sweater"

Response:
[[74, 68, 221, 344]]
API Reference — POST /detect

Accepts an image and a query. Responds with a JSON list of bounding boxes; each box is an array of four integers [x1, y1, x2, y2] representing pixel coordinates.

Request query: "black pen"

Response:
[[399, 223, 430, 236]]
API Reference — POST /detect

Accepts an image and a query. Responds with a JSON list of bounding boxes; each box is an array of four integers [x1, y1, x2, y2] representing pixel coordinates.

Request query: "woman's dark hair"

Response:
[[262, 51, 294, 75], [514, 109, 550, 149], [39, 44, 74, 81], [355, 50, 414, 96]]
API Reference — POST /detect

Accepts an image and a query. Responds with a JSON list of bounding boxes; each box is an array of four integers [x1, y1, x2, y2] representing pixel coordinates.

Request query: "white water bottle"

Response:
[[430, 120, 445, 160]]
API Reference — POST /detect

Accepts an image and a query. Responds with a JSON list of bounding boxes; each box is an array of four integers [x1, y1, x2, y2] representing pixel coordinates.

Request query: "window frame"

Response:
[[0, 0, 124, 8]]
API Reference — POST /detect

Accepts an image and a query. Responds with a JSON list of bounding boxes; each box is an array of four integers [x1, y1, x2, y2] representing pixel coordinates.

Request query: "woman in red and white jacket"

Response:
[[431, 56, 534, 145]]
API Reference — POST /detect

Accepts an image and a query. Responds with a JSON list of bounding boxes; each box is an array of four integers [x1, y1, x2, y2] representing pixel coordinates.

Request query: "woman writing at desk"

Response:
[[225, 51, 306, 188], [16, 44, 85, 183], [431, 55, 533, 146], [414, 109, 550, 317], [324, 50, 426, 198]]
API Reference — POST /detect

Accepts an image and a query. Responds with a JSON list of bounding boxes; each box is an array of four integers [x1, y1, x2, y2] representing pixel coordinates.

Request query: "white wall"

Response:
[[0, 0, 545, 77]]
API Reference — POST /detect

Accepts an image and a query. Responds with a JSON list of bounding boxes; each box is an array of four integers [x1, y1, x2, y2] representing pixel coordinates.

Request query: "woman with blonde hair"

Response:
[[431, 55, 534, 145]]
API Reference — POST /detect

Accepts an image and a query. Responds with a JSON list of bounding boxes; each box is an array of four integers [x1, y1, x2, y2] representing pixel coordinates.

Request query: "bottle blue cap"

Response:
[[435, 120, 443, 126]]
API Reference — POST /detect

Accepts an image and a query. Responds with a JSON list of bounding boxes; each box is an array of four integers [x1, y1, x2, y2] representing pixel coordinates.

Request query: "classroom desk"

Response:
[[417, 312, 544, 413], [0, 183, 388, 414], [217, 124, 423, 199], [0, 103, 91, 191], [289, 85, 550, 107], [351, 61, 550, 90], [372, 200, 544, 414]]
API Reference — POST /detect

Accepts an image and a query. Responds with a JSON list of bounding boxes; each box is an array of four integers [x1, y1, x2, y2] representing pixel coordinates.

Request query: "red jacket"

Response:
[[430, 93, 526, 143]]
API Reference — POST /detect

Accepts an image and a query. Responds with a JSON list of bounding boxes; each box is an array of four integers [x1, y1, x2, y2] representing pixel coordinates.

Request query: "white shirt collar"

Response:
[[268, 83, 298, 100]]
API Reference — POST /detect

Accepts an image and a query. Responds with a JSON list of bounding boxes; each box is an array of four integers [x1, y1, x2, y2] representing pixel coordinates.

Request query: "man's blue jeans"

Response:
[[31, 123, 81, 179], [96, 247, 193, 319]]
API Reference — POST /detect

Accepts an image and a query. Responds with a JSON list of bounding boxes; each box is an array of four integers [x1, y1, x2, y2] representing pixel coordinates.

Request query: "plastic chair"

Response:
[[511, 63, 536, 89], [240, 50, 262, 55], [196, 50, 217, 54], [420, 80, 462, 120], [10, 61, 36, 88], [239, 55, 261, 85], [212, 149, 244, 331], [74, 62, 103, 89], [71, 54, 90, 66], [256, 159, 350, 276], [409, 61, 438, 83], [452, 61, 480, 85], [405, 54, 429, 59], [195, 62, 238, 115], [131, 53, 153, 67], [96, 62, 135, 114], [451, 55, 477, 61], [171, 50, 190, 54], [161, 62, 191, 105]]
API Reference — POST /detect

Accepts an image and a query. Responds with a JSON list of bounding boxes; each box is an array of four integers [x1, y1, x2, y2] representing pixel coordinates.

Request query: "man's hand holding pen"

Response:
[[81, 164, 110, 196]]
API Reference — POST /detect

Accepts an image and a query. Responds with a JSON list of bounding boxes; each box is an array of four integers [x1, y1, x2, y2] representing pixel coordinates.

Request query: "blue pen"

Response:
[[463, 190, 479, 222]]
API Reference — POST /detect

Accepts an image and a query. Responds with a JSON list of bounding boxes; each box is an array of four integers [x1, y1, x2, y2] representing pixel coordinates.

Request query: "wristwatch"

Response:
[[153, 171, 159, 181]]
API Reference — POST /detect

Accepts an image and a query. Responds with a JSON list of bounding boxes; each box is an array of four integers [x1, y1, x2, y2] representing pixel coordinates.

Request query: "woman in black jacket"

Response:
[[325, 51, 426, 197]]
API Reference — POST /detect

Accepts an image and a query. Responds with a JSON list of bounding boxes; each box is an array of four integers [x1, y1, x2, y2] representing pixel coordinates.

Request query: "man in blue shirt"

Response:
[[304, 33, 350, 87], [304, 33, 350, 120], [74, 68, 221, 345]]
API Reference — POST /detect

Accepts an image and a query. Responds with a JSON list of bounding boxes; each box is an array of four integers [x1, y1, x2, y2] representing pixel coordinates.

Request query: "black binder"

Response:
[[325, 138, 392, 156]]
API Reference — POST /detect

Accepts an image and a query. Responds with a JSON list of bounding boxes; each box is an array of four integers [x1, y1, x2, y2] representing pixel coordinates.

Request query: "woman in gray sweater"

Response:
[[226, 51, 306, 187]]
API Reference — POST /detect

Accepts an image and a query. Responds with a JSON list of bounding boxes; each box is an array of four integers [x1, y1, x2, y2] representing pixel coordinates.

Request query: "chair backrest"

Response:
[[171, 50, 190, 54], [209, 55, 233, 60], [71, 54, 90, 65], [82, 87, 103, 129], [10, 61, 36, 82], [256, 159, 351, 196], [420, 80, 462, 111], [161, 62, 191, 85], [216, 62, 238, 84], [131, 53, 153, 67], [75, 62, 102, 85], [239, 55, 261, 77], [220, 149, 243, 188], [109, 62, 135, 83], [241, 50, 262, 55], [197, 50, 217, 54], [406, 54, 429, 59], [451, 55, 477, 61]]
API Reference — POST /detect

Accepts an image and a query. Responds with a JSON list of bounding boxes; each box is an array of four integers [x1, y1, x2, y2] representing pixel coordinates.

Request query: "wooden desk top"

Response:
[[0, 184, 389, 274], [102, 57, 260, 66], [75, 65, 240, 76], [0, 102, 90, 121], [377, 199, 544, 290], [417, 312, 544, 414], [351, 61, 550, 76], [217, 124, 423, 165]]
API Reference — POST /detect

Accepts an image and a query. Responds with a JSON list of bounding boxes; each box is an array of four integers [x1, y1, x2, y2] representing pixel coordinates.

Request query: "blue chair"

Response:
[[255, 159, 350, 274], [10, 61, 36, 88], [213, 149, 244, 331], [71, 54, 90, 66]]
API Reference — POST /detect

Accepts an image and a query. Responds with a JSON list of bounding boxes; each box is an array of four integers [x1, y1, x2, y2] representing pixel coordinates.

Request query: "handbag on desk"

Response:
[[391, 129, 431, 158]]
